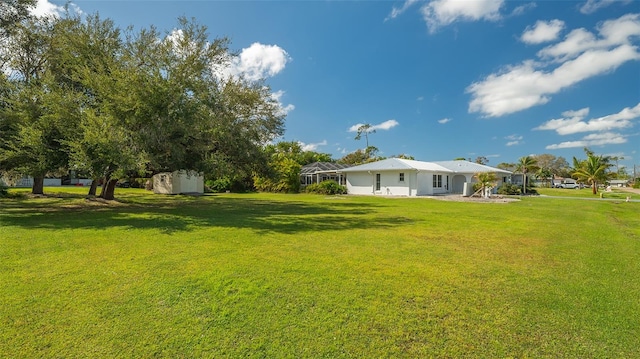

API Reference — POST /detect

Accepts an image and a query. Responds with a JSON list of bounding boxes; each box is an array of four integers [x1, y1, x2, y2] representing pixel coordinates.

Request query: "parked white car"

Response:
[[555, 181, 581, 189]]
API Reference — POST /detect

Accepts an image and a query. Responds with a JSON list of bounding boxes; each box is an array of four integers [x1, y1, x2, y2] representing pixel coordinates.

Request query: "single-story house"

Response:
[[0, 176, 62, 187], [608, 179, 631, 187], [339, 158, 512, 196], [300, 162, 350, 186], [152, 170, 204, 194]]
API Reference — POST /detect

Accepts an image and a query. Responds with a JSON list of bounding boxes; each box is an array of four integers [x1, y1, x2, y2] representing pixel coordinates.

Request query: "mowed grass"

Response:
[[1, 188, 639, 358], [537, 186, 640, 200]]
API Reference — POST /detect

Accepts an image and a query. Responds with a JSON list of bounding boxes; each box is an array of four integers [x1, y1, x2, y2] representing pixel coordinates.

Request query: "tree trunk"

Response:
[[100, 179, 118, 200], [32, 177, 44, 195], [592, 182, 597, 195], [87, 179, 99, 196]]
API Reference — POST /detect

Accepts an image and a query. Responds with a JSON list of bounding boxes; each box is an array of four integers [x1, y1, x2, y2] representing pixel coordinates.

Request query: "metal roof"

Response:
[[433, 160, 513, 174], [339, 158, 512, 174], [339, 158, 454, 173]]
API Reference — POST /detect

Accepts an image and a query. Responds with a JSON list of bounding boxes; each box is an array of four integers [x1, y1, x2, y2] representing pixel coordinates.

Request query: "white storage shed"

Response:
[[152, 170, 204, 195]]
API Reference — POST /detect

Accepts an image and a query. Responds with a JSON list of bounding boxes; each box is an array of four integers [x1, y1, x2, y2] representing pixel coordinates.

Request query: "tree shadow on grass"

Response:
[[0, 194, 408, 235]]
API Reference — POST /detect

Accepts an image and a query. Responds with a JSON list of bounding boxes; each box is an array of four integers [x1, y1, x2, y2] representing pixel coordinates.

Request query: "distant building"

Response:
[[152, 170, 204, 194], [609, 179, 631, 187]]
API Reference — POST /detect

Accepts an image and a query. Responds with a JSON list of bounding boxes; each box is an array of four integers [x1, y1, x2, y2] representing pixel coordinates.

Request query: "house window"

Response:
[[399, 173, 405, 182], [433, 174, 442, 188], [375, 173, 381, 191]]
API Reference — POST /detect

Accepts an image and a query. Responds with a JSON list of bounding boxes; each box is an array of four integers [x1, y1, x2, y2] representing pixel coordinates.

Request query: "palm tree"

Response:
[[474, 172, 497, 198], [515, 156, 539, 194], [535, 167, 553, 188], [572, 152, 611, 195]]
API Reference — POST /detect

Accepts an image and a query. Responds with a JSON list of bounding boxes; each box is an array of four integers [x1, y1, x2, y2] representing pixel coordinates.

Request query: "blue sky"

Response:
[[35, 0, 640, 171]]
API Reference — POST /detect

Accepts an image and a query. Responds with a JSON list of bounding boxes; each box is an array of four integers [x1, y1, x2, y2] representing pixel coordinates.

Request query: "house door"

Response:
[[375, 173, 381, 191]]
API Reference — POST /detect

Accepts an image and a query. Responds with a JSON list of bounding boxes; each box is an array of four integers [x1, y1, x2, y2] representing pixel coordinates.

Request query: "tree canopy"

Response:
[[1, 13, 287, 199]]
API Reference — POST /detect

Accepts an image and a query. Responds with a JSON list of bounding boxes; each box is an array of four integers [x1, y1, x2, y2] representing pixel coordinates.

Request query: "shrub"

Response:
[[497, 183, 521, 195], [305, 180, 346, 195], [0, 184, 7, 198], [206, 177, 232, 193]]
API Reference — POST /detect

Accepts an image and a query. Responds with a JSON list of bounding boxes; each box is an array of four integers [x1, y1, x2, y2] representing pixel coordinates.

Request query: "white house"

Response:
[[0, 176, 63, 187], [339, 158, 512, 196], [152, 170, 204, 194]]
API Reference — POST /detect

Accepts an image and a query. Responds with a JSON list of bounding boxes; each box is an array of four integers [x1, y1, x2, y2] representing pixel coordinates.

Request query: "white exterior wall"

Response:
[[416, 172, 450, 195], [416, 172, 430, 195], [176, 171, 204, 193], [346, 172, 375, 195], [153, 170, 204, 195], [153, 172, 175, 194], [377, 171, 410, 196], [346, 171, 417, 196]]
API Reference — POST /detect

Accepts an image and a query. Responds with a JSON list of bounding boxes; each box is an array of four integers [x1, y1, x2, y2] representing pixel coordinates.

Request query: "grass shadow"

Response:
[[0, 192, 405, 235]]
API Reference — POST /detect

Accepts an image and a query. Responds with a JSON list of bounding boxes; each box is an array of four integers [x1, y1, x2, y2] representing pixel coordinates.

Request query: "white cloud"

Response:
[[348, 119, 399, 132], [385, 0, 419, 21], [271, 90, 295, 116], [546, 132, 627, 149], [539, 14, 640, 61], [505, 134, 523, 146], [536, 103, 640, 135], [27, 0, 82, 17], [521, 19, 565, 44], [579, 0, 629, 14], [29, 0, 64, 17], [299, 140, 327, 152], [467, 14, 640, 117], [373, 119, 400, 130], [510, 2, 536, 16], [221, 42, 290, 82], [438, 118, 452, 124], [420, 0, 504, 33]]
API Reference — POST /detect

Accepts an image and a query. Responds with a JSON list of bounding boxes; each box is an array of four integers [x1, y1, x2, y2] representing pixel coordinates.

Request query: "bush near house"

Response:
[[0, 184, 7, 198], [305, 180, 346, 195], [498, 183, 522, 195]]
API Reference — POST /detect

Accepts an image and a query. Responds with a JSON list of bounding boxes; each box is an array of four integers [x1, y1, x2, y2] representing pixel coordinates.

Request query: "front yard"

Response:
[[1, 188, 639, 357]]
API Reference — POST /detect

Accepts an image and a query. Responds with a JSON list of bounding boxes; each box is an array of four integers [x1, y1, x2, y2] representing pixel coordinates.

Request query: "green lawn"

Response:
[[537, 186, 640, 200], [1, 188, 639, 357]]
